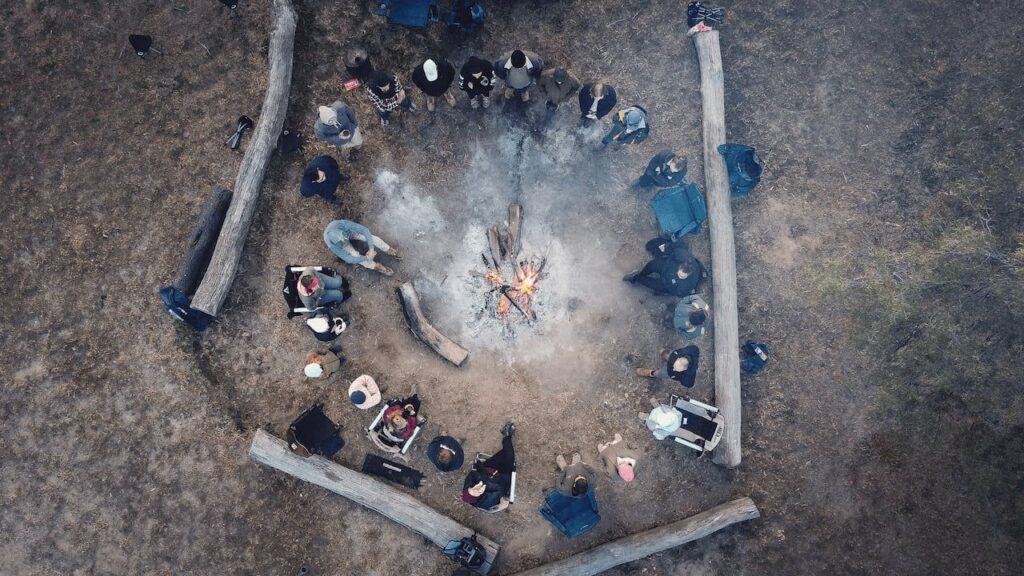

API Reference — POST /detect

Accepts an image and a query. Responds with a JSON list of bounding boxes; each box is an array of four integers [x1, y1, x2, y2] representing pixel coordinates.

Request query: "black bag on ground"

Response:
[[361, 454, 425, 489], [287, 403, 344, 458], [444, 535, 486, 570]]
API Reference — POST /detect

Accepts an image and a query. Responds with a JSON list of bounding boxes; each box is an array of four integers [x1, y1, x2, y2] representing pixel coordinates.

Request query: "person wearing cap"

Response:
[[366, 70, 416, 126], [426, 435, 465, 472], [411, 57, 457, 112], [597, 433, 639, 483], [313, 100, 362, 149], [348, 375, 382, 410], [323, 219, 398, 276], [305, 311, 347, 342], [303, 348, 343, 381], [494, 49, 544, 102], [462, 421, 516, 513], [636, 345, 701, 389], [637, 149, 688, 189], [623, 240, 704, 298], [296, 267, 348, 309], [673, 294, 710, 340], [537, 67, 581, 123], [577, 81, 617, 126], [554, 452, 595, 498], [459, 55, 495, 109], [300, 155, 347, 204], [602, 105, 650, 147]]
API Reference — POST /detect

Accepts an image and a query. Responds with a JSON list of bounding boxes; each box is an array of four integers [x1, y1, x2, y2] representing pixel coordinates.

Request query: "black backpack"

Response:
[[444, 535, 486, 569]]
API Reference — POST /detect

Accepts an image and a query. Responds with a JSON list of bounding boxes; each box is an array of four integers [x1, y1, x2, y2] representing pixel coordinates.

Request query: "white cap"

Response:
[[423, 59, 438, 82], [304, 363, 324, 378], [306, 316, 330, 333]]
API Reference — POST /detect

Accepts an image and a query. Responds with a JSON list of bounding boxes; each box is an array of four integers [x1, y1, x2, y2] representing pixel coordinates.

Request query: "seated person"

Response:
[[636, 345, 700, 389], [427, 435, 465, 472], [673, 294, 710, 340], [624, 241, 704, 297], [379, 394, 423, 446], [636, 149, 688, 189], [555, 452, 595, 498], [303, 348, 343, 380], [296, 267, 347, 309], [463, 422, 516, 513]]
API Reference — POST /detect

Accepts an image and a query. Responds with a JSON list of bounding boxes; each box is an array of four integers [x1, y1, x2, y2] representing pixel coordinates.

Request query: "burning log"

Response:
[[473, 203, 544, 325], [487, 226, 504, 269]]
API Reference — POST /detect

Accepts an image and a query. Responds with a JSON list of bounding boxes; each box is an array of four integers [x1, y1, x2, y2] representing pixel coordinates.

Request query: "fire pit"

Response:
[[471, 203, 546, 324]]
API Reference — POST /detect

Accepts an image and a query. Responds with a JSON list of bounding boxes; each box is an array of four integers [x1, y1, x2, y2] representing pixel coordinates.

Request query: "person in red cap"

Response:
[[462, 421, 516, 513], [597, 433, 639, 483]]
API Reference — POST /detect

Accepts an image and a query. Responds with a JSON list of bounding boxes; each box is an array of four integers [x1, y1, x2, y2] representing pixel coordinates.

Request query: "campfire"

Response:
[[472, 203, 546, 323]]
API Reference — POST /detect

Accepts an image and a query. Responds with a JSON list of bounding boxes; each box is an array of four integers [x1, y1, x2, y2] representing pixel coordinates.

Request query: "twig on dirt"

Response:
[[197, 41, 212, 57]]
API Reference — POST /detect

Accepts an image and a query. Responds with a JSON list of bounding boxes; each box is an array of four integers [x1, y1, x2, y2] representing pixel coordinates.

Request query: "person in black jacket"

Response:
[[637, 149, 688, 188], [578, 81, 617, 126], [624, 237, 704, 297], [636, 345, 700, 389], [462, 422, 516, 513], [459, 55, 495, 109], [411, 57, 457, 112], [300, 155, 347, 204]]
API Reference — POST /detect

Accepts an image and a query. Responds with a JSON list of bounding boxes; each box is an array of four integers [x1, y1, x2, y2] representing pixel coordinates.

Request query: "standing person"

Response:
[[296, 266, 348, 309], [494, 49, 544, 102], [673, 294, 710, 340], [366, 70, 415, 126], [602, 105, 650, 147], [411, 57, 457, 112], [577, 81, 617, 126], [323, 219, 399, 276], [637, 149, 688, 188], [313, 101, 362, 149], [300, 155, 346, 204], [462, 422, 516, 513], [426, 435, 465, 472], [623, 246, 704, 297], [303, 348, 343, 380], [537, 67, 581, 123], [636, 345, 700, 389], [597, 433, 639, 483], [459, 55, 495, 109], [554, 452, 595, 497]]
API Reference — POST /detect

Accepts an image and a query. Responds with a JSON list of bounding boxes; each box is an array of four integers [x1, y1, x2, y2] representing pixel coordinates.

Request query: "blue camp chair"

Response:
[[651, 183, 708, 239], [539, 490, 600, 538], [375, 0, 439, 27]]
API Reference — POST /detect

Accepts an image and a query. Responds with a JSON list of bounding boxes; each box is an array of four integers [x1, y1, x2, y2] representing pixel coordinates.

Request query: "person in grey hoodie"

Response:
[[313, 101, 362, 149], [494, 49, 544, 102]]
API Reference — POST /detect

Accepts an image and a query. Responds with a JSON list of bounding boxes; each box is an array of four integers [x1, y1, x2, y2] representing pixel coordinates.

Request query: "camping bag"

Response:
[[443, 535, 486, 569], [718, 143, 763, 197]]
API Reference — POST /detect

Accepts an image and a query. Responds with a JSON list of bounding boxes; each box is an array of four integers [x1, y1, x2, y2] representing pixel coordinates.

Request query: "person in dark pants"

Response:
[[578, 81, 617, 126], [637, 149, 688, 188], [494, 49, 544, 102], [300, 155, 347, 204], [426, 435, 465, 472], [602, 105, 650, 147], [624, 239, 704, 297], [411, 57, 457, 112], [366, 70, 416, 126], [459, 55, 495, 109], [537, 67, 581, 124], [636, 345, 700, 389], [462, 421, 516, 513]]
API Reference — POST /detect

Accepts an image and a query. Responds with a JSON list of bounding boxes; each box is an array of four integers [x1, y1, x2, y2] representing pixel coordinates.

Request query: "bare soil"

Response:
[[2, 1, 1022, 575]]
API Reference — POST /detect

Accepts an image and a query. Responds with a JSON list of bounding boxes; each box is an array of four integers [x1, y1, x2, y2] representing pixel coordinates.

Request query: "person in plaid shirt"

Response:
[[366, 69, 416, 126]]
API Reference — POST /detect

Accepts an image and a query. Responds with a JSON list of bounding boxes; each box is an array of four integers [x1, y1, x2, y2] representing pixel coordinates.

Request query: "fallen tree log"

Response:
[[249, 429, 499, 574], [190, 0, 297, 316], [396, 282, 469, 366], [171, 186, 233, 296], [692, 29, 743, 469], [508, 497, 759, 576]]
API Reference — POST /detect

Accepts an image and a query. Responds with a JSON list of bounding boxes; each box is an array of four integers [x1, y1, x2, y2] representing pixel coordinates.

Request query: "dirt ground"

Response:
[[2, 0, 1022, 575]]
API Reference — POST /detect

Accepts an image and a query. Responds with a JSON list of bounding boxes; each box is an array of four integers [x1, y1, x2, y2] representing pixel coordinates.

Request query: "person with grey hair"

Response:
[[313, 100, 362, 149], [323, 219, 399, 276], [494, 49, 544, 102], [578, 81, 617, 126], [411, 57, 457, 112]]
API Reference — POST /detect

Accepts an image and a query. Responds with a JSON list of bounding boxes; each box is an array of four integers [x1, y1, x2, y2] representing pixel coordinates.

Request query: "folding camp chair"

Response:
[[367, 400, 424, 455], [282, 265, 346, 319], [288, 403, 345, 458], [539, 490, 600, 538], [472, 452, 517, 503], [375, 0, 440, 27], [651, 183, 708, 239], [669, 394, 725, 453]]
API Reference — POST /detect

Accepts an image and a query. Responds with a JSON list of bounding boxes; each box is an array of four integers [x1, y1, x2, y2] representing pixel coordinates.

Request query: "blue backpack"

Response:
[[718, 143, 763, 197]]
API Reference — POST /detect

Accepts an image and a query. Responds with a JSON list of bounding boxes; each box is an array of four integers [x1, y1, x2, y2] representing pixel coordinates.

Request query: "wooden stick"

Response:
[[171, 186, 232, 296], [692, 29, 743, 468], [487, 226, 504, 268], [396, 283, 469, 366], [249, 429, 499, 574], [190, 0, 297, 316], [506, 203, 523, 261], [508, 497, 759, 576]]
